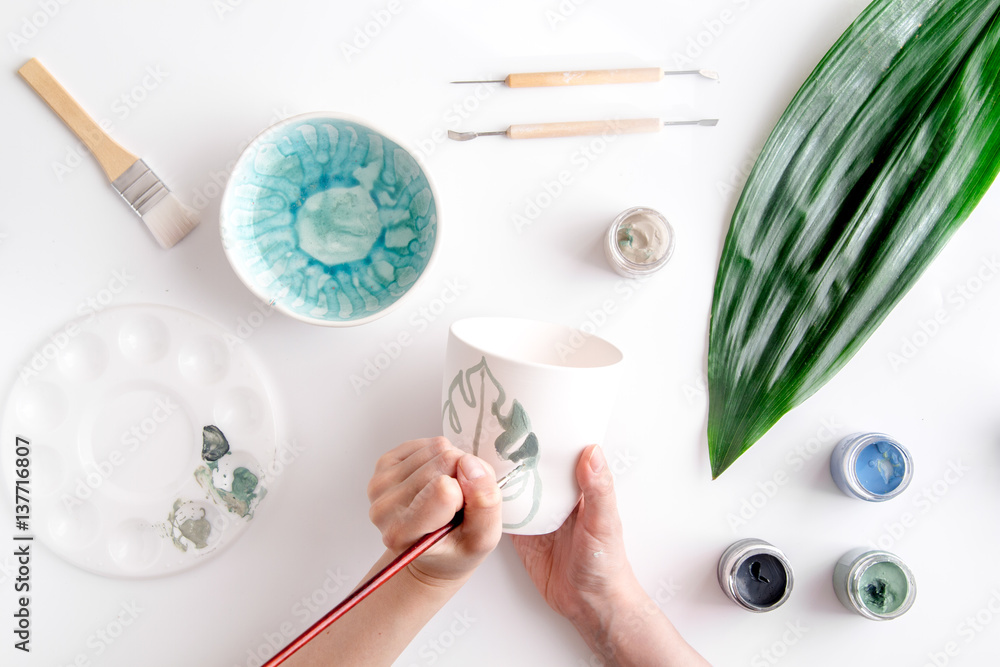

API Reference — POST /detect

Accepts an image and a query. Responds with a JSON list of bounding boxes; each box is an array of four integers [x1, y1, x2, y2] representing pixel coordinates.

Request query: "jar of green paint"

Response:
[[604, 207, 675, 278], [833, 548, 916, 620]]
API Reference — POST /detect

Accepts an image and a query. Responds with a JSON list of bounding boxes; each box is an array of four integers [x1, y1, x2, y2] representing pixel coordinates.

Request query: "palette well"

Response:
[[0, 305, 278, 578]]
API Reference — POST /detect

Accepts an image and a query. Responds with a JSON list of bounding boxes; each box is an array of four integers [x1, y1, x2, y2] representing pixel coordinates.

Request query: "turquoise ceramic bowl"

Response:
[[220, 113, 439, 326]]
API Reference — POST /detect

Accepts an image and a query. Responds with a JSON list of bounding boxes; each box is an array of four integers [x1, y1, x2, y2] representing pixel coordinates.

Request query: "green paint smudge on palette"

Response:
[[163, 424, 266, 554], [202, 424, 230, 461], [166, 499, 211, 551], [194, 424, 264, 519]]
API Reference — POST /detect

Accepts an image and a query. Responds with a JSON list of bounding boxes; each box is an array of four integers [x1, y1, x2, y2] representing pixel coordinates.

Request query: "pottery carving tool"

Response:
[[264, 462, 526, 667], [18, 58, 199, 248], [452, 67, 719, 87], [448, 117, 718, 142]]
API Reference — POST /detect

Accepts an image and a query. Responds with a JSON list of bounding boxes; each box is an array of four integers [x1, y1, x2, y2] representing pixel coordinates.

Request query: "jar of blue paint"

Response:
[[830, 432, 913, 502]]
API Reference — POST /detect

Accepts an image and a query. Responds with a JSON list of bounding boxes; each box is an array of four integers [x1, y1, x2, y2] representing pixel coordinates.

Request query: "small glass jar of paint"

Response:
[[605, 206, 675, 278], [830, 432, 913, 501], [833, 548, 916, 620], [718, 538, 794, 612]]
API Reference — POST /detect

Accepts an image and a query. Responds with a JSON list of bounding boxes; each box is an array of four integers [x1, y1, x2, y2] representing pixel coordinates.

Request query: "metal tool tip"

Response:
[[699, 69, 720, 81], [663, 118, 721, 128]]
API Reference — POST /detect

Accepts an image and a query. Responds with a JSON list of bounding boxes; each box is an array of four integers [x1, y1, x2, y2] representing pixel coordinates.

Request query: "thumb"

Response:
[[575, 445, 622, 544], [455, 454, 503, 554]]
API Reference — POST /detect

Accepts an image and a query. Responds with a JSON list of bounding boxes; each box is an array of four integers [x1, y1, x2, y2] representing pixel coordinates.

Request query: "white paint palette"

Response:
[[0, 305, 278, 578]]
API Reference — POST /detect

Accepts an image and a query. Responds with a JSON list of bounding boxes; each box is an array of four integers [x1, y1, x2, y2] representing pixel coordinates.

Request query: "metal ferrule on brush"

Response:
[[496, 461, 526, 489], [111, 160, 170, 217]]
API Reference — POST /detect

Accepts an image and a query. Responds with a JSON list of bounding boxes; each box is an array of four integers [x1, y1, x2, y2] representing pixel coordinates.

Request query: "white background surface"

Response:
[[2, 1, 999, 666]]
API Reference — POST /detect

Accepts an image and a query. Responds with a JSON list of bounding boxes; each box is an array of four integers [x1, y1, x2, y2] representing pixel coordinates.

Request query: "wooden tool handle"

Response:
[[506, 67, 662, 88], [18, 58, 136, 181], [507, 118, 662, 140]]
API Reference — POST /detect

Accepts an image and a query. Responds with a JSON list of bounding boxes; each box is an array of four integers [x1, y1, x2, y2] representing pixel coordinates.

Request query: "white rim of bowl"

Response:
[[219, 111, 442, 328]]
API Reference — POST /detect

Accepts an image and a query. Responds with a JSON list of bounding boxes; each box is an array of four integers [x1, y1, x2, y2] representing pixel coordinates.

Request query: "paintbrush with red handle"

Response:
[[264, 462, 525, 667]]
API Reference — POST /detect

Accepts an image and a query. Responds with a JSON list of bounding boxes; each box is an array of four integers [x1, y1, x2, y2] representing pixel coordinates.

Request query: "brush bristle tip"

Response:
[[142, 194, 199, 249]]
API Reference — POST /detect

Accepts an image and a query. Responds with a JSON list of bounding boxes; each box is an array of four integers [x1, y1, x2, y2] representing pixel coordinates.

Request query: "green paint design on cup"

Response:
[[443, 356, 542, 529]]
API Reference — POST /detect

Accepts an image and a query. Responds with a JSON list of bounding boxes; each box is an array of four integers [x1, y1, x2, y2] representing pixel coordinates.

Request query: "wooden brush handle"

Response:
[[507, 117, 661, 140], [506, 67, 662, 88], [18, 58, 137, 181]]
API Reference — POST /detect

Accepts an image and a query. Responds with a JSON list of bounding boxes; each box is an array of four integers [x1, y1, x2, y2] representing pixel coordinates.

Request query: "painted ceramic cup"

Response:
[[220, 112, 439, 326], [441, 317, 624, 535]]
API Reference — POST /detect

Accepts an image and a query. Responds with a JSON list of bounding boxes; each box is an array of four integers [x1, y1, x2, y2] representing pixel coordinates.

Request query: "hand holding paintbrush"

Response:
[[268, 438, 709, 666], [267, 439, 513, 666]]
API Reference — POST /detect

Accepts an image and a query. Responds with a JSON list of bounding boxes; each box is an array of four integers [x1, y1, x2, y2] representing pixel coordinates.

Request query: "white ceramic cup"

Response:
[[441, 317, 624, 535]]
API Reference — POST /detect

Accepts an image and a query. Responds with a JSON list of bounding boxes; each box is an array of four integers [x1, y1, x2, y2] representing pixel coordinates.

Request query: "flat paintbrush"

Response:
[[18, 58, 198, 249], [264, 462, 526, 667]]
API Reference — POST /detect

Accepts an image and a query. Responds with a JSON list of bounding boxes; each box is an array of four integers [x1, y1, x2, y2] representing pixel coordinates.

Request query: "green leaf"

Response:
[[708, 0, 1000, 478]]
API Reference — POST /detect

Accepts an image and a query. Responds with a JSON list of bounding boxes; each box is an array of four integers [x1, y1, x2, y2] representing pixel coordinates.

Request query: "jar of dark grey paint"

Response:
[[718, 538, 794, 612]]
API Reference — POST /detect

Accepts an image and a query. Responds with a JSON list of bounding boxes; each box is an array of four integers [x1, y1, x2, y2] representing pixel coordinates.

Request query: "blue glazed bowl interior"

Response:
[[221, 114, 438, 325]]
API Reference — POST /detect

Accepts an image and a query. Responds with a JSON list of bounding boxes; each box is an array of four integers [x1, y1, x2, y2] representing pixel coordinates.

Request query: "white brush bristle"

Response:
[[141, 194, 200, 249]]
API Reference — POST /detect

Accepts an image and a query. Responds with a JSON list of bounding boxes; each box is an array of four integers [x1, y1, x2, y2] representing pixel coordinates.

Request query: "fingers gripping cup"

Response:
[[441, 318, 624, 535]]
